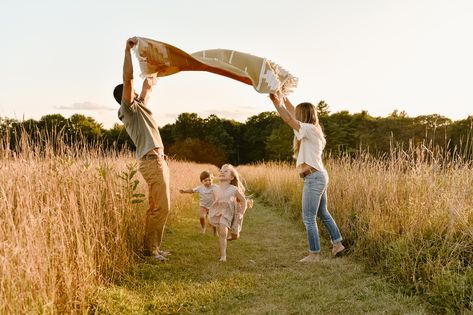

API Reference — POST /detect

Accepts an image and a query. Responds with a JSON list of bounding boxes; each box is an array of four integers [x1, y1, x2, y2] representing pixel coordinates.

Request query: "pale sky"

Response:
[[1, 0, 472, 128]]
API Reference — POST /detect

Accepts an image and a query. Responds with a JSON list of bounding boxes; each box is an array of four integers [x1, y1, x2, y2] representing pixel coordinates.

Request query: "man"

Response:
[[113, 37, 170, 261]]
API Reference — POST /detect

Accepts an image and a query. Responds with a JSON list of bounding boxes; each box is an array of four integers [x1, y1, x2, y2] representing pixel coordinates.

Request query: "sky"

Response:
[[1, 0, 472, 128]]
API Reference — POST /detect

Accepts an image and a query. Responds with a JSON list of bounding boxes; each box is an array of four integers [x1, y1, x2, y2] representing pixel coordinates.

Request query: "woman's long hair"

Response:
[[293, 102, 323, 158]]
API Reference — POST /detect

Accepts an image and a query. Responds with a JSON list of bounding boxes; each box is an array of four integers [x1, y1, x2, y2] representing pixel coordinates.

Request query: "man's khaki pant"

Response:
[[139, 156, 170, 255]]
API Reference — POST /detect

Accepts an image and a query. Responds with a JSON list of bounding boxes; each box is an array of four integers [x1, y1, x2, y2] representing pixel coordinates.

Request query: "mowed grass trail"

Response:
[[92, 200, 430, 314]]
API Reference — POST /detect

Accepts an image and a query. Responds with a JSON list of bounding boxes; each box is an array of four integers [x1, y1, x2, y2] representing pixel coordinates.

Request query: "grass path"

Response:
[[92, 201, 431, 314]]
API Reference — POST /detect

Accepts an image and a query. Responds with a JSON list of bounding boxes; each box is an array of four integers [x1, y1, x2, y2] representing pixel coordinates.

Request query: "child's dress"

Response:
[[230, 198, 248, 234], [208, 185, 238, 230]]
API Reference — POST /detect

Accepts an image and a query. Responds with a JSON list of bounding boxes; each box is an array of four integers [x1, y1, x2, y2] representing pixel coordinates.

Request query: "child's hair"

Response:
[[200, 170, 212, 182], [221, 164, 245, 194], [293, 102, 324, 158]]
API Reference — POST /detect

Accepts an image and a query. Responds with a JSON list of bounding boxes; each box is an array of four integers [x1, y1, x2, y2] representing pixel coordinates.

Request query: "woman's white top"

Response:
[[294, 122, 326, 171]]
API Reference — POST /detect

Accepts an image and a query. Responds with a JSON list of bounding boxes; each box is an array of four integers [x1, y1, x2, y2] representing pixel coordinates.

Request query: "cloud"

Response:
[[55, 101, 115, 111]]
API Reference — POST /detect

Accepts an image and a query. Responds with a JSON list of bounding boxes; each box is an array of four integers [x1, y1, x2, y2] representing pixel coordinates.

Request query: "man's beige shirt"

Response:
[[118, 97, 164, 159]]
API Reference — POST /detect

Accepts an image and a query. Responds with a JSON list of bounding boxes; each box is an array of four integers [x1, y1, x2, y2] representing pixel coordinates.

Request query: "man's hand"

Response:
[[126, 37, 138, 51]]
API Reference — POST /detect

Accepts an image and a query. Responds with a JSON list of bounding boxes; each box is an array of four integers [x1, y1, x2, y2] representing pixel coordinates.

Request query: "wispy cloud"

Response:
[[55, 101, 115, 111]]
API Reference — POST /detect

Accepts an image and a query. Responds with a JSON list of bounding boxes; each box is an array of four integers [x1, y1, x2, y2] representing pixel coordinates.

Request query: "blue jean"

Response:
[[302, 170, 342, 253]]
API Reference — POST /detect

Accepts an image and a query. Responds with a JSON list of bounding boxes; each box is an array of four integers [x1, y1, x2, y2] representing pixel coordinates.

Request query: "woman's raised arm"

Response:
[[269, 93, 300, 131]]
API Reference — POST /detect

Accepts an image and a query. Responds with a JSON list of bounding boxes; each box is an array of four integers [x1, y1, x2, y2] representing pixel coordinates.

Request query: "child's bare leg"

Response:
[[199, 207, 207, 233], [227, 232, 239, 241], [199, 217, 206, 233], [218, 224, 228, 261]]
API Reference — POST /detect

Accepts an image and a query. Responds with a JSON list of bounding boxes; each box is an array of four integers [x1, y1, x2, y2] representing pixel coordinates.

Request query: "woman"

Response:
[[269, 93, 345, 262]]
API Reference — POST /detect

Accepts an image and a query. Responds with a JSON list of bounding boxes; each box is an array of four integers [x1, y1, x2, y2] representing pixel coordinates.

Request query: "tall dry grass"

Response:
[[239, 147, 473, 313], [2, 129, 473, 313], [0, 135, 217, 313]]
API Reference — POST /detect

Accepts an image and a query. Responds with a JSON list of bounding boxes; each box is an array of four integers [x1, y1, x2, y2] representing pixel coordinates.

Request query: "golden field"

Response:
[[0, 144, 218, 313], [239, 151, 473, 313], [1, 143, 472, 313]]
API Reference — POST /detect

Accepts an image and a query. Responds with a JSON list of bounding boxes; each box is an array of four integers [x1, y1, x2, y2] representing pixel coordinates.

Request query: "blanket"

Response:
[[132, 37, 298, 96]]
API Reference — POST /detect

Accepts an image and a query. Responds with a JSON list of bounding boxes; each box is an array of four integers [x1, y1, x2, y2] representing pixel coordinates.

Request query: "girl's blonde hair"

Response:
[[293, 102, 323, 158], [221, 164, 246, 194]]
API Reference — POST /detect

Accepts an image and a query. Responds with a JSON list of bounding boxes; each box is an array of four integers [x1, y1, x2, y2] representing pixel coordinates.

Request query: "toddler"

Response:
[[179, 170, 217, 235]]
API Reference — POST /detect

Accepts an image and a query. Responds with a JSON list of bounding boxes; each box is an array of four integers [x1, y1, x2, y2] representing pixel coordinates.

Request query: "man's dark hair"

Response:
[[113, 84, 123, 104]]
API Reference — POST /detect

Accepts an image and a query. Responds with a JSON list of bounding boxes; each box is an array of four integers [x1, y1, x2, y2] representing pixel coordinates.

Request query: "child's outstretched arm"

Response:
[[179, 188, 194, 194]]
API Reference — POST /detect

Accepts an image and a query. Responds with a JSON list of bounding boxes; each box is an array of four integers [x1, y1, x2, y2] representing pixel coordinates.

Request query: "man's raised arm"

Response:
[[139, 77, 158, 105], [122, 37, 138, 105]]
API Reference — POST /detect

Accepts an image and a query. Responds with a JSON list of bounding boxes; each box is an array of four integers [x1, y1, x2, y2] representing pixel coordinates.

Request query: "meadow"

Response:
[[0, 140, 472, 313], [239, 148, 473, 313]]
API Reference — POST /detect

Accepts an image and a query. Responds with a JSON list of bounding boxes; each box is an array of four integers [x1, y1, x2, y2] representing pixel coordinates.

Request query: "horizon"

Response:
[[2, 105, 471, 130]]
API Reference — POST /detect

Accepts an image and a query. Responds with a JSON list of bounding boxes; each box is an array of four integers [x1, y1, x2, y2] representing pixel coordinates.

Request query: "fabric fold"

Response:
[[132, 37, 298, 96]]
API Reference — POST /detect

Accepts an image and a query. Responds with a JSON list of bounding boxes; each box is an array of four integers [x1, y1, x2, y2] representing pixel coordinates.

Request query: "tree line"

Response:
[[1, 102, 472, 165]]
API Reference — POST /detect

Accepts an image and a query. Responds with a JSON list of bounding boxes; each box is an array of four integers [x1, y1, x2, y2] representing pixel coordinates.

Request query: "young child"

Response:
[[179, 170, 217, 235], [208, 164, 248, 262]]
